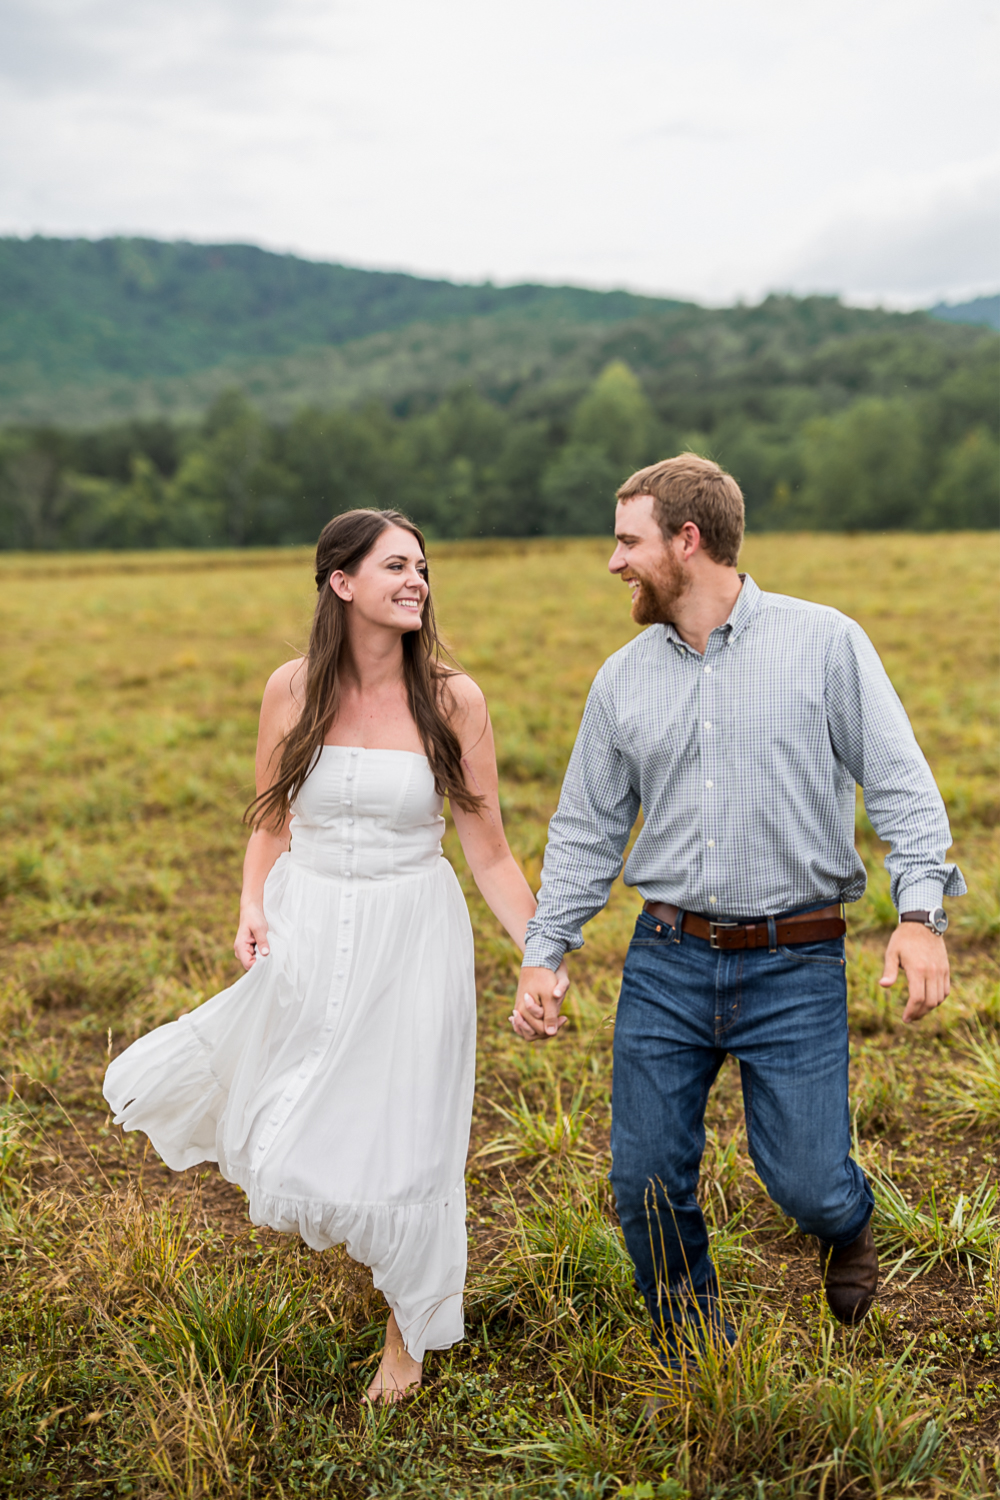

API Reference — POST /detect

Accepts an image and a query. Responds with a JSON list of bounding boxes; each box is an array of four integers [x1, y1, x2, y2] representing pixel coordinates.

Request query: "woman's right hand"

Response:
[[235, 904, 270, 971]]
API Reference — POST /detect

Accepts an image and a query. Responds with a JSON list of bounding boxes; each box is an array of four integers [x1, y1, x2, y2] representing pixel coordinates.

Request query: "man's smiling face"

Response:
[[608, 493, 689, 625]]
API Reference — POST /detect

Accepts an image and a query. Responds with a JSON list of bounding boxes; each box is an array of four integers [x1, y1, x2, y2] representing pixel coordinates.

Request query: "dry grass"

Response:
[[0, 532, 997, 1497]]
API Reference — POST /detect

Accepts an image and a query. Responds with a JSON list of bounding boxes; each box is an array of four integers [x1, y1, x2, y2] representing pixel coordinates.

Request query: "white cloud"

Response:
[[0, 0, 997, 303], [780, 165, 1000, 305]]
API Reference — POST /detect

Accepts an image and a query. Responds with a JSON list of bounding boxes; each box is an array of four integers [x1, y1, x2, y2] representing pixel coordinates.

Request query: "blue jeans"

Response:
[[610, 909, 873, 1356]]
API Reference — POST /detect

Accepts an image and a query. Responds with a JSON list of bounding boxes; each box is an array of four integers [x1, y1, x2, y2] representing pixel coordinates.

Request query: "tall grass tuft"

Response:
[[926, 1019, 1000, 1129], [871, 1166, 1000, 1284], [475, 1069, 600, 1177]]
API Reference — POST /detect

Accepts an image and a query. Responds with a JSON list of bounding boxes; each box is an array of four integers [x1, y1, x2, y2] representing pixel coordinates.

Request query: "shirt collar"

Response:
[[661, 573, 762, 653], [725, 573, 761, 641]]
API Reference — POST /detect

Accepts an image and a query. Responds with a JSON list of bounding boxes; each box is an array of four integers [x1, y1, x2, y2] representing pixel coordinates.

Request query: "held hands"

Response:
[[510, 963, 571, 1041], [880, 923, 950, 1024], [235, 903, 270, 971]]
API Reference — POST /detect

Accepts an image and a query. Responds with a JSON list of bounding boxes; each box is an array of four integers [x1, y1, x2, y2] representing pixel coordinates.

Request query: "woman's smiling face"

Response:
[[329, 524, 429, 633]]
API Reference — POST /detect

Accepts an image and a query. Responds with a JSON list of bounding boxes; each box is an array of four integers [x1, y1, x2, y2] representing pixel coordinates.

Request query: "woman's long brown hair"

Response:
[[246, 508, 483, 831]]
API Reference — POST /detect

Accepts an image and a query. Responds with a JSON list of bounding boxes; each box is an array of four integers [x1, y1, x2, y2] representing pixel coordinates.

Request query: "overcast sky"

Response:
[[1, 0, 997, 305]]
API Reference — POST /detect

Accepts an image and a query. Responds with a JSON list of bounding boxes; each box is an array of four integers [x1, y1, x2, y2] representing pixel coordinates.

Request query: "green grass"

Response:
[[0, 533, 998, 1497]]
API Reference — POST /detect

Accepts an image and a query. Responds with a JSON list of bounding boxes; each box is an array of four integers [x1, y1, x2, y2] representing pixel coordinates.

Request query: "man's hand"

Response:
[[879, 923, 950, 1023], [510, 964, 570, 1041]]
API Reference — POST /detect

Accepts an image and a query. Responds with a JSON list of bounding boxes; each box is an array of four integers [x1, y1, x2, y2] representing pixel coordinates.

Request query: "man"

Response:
[[512, 454, 963, 1363]]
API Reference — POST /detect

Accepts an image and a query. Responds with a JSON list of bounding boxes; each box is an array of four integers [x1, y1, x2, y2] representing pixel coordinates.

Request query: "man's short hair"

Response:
[[617, 454, 745, 567]]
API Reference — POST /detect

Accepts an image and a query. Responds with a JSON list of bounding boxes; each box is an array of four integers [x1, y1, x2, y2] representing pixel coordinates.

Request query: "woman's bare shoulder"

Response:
[[264, 656, 306, 695], [439, 668, 486, 717], [261, 657, 307, 723], [439, 670, 489, 755]]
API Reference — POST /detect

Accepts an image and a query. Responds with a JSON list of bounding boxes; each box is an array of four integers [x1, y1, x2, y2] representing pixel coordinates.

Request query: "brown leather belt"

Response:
[[643, 901, 845, 950]]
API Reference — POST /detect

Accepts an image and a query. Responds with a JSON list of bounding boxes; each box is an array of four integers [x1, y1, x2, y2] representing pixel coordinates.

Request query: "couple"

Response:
[[104, 455, 963, 1400]]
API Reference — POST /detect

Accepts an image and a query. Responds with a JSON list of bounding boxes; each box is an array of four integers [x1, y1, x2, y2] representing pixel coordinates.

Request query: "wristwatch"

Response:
[[900, 907, 948, 935]]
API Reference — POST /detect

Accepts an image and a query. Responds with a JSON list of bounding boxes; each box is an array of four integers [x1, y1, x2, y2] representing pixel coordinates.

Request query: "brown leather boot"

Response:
[[819, 1222, 878, 1324]]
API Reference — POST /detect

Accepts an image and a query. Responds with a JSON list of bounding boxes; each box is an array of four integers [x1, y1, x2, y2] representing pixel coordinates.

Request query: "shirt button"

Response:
[[704, 721, 712, 729], [707, 839, 716, 847], [350, 748, 359, 756], [344, 871, 352, 879], [704, 666, 712, 674], [345, 843, 353, 851], [709, 896, 718, 905], [706, 780, 713, 788], [347, 817, 354, 825]]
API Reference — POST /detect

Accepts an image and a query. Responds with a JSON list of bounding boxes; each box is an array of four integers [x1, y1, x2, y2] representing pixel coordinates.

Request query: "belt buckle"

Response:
[[708, 921, 739, 950]]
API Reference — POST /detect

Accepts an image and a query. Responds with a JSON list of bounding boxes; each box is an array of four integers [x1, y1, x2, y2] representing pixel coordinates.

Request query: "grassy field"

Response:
[[0, 533, 998, 1499]]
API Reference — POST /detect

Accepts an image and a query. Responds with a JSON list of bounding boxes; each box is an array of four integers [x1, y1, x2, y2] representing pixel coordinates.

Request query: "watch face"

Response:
[[929, 907, 948, 934]]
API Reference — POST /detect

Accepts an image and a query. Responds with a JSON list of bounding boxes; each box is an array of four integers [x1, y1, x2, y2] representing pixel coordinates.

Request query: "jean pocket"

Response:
[[778, 941, 845, 966], [630, 912, 676, 946]]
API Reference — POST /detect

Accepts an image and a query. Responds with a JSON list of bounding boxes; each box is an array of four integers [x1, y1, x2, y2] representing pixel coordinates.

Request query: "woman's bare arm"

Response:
[[445, 675, 569, 1023], [234, 658, 305, 970]]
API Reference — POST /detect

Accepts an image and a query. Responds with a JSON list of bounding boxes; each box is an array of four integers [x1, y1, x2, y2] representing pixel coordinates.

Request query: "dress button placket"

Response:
[[250, 748, 358, 1173], [334, 751, 357, 1016]]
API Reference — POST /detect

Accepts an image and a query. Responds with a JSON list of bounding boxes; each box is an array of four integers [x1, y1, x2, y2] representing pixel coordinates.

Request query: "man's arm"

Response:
[[513, 674, 640, 1040], [826, 620, 965, 1022]]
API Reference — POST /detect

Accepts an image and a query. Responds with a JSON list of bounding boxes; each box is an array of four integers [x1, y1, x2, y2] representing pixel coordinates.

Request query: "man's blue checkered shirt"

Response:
[[522, 575, 965, 971]]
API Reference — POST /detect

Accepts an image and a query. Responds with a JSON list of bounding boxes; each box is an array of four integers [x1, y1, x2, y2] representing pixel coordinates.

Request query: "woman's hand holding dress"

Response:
[[235, 902, 269, 970], [233, 664, 299, 971]]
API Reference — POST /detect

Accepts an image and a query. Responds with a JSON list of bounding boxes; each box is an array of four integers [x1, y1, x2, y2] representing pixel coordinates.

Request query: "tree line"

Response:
[[1, 347, 996, 550]]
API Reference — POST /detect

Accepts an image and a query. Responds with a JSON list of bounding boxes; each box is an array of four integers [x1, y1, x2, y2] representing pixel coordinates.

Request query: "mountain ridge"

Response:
[[4, 235, 994, 429], [0, 234, 679, 387]]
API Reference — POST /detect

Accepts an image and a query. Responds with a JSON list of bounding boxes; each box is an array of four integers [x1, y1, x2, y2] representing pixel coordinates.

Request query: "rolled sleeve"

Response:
[[825, 620, 966, 912]]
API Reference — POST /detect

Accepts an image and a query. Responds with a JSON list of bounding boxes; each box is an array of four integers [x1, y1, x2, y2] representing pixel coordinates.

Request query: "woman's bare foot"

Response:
[[365, 1312, 422, 1404]]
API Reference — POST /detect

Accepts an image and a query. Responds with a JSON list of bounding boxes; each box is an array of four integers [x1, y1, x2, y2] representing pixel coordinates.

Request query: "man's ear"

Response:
[[328, 570, 353, 602], [676, 521, 702, 561]]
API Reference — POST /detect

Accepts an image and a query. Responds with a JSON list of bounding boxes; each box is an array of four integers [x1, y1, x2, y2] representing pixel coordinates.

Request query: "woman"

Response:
[[104, 508, 566, 1402]]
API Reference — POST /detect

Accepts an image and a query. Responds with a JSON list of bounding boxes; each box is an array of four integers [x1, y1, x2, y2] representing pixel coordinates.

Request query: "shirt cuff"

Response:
[[522, 937, 567, 971], [896, 880, 945, 917]]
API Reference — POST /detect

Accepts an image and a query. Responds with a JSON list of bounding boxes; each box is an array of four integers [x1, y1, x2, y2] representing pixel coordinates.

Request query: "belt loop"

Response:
[[673, 909, 685, 944], [767, 915, 778, 953]]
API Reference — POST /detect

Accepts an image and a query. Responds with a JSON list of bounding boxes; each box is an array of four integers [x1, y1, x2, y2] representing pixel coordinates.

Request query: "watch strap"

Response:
[[900, 908, 947, 934]]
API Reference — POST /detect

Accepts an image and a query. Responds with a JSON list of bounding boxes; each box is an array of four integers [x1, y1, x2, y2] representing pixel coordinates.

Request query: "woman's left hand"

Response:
[[509, 959, 571, 1041]]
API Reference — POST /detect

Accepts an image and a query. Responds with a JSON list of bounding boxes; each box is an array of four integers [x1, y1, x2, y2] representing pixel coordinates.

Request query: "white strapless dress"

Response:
[[103, 748, 477, 1359]]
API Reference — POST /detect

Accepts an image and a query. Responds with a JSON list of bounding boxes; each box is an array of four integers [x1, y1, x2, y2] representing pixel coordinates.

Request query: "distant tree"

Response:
[[570, 361, 655, 472], [390, 389, 511, 538], [479, 421, 552, 537], [0, 436, 70, 549], [535, 362, 655, 536], [540, 443, 621, 536], [172, 391, 293, 545], [798, 398, 926, 529], [925, 427, 1000, 529], [280, 403, 397, 540]]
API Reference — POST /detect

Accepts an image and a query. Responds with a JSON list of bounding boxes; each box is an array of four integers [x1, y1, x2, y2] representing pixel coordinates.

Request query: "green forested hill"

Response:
[[0, 237, 996, 545], [0, 234, 987, 427], [0, 235, 672, 391]]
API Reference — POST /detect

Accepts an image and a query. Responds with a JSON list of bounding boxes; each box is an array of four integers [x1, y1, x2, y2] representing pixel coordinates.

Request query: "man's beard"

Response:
[[629, 550, 689, 625]]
